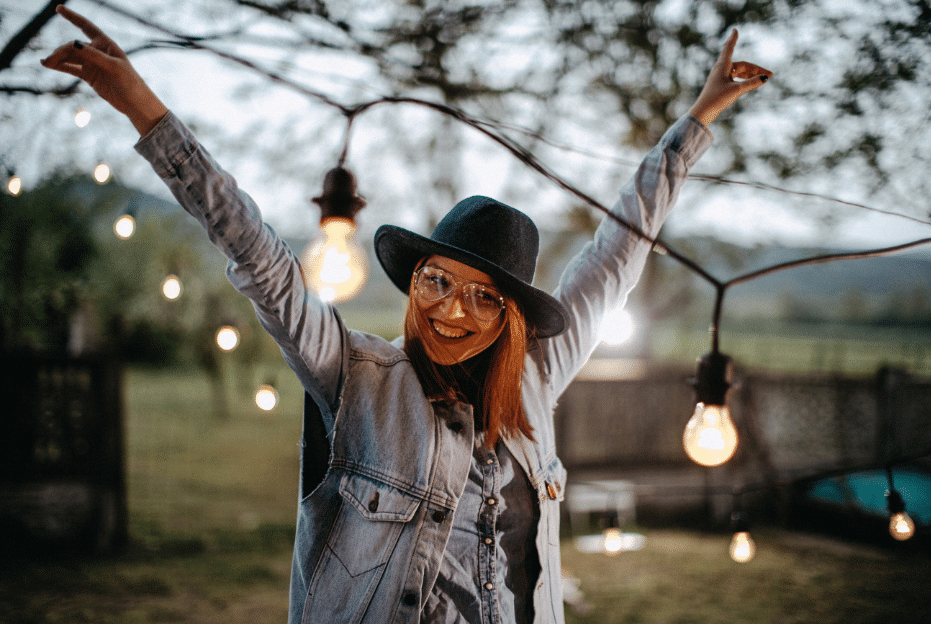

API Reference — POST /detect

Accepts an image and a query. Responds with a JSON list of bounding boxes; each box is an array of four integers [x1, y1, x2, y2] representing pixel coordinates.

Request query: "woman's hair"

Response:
[[403, 284, 533, 448]]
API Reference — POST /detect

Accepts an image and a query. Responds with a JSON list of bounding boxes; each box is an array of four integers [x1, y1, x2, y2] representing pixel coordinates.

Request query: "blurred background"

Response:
[[2, 0, 930, 622]]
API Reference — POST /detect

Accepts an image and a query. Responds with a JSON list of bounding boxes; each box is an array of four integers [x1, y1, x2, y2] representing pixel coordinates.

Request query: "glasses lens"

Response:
[[416, 267, 505, 322], [464, 284, 504, 322], [416, 267, 454, 301]]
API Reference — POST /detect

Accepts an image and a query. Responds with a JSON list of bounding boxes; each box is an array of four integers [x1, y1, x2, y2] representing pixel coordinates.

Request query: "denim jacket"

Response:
[[136, 112, 711, 624]]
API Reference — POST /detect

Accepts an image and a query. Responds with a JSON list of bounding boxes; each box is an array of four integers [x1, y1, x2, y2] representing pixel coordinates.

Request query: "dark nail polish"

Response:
[[760, 75, 768, 83], [73, 40, 83, 50]]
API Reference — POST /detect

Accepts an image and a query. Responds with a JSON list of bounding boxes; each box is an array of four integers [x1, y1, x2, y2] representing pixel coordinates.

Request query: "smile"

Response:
[[431, 319, 471, 339]]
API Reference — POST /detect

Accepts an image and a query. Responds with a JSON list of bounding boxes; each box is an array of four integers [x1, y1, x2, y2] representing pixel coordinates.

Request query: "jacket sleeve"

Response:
[[134, 111, 345, 423], [541, 114, 713, 397]]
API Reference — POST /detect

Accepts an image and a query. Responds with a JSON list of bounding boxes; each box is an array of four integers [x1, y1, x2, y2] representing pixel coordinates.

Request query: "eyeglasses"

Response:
[[413, 266, 506, 322]]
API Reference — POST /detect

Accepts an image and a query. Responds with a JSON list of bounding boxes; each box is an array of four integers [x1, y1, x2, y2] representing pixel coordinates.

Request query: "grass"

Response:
[[2, 363, 930, 623]]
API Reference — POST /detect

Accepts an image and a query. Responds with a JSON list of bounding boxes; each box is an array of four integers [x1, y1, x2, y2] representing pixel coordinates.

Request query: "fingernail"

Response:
[[73, 40, 83, 50], [760, 75, 768, 83]]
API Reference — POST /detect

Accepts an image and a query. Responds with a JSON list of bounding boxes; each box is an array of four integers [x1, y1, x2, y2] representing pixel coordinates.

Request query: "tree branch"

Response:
[[0, 0, 68, 73]]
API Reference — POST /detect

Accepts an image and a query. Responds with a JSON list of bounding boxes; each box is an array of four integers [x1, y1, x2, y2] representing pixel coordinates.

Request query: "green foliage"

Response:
[[0, 172, 272, 370], [0, 174, 100, 352]]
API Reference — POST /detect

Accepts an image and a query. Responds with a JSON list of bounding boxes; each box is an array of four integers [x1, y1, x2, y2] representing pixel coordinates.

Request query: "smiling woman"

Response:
[[39, 5, 772, 622]]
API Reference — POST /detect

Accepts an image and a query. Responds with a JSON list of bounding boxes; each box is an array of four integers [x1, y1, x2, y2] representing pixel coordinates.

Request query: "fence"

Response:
[[554, 362, 931, 526], [0, 353, 126, 555]]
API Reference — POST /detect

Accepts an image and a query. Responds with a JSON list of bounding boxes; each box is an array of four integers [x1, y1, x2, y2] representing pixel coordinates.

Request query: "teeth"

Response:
[[432, 320, 468, 339]]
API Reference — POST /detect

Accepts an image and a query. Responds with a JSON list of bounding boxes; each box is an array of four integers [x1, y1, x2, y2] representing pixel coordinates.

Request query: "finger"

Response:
[[56, 5, 124, 57], [737, 73, 771, 95], [716, 29, 739, 67], [730, 61, 773, 80], [56, 5, 104, 38], [41, 41, 82, 68]]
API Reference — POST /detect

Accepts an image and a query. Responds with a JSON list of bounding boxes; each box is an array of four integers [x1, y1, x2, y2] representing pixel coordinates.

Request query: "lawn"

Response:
[[1, 365, 929, 624]]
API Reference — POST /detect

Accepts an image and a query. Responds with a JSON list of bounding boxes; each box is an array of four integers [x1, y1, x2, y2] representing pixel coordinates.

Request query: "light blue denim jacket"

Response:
[[135, 112, 712, 624]]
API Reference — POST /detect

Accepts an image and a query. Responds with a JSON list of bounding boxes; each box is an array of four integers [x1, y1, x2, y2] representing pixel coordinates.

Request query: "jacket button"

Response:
[[432, 509, 447, 523], [546, 482, 557, 500], [449, 421, 463, 433], [368, 492, 379, 513], [402, 592, 418, 606]]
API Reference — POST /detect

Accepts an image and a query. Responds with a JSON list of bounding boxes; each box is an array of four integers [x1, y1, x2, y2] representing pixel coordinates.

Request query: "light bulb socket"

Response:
[[691, 351, 732, 406], [730, 510, 749, 533], [313, 166, 366, 222], [886, 489, 905, 514]]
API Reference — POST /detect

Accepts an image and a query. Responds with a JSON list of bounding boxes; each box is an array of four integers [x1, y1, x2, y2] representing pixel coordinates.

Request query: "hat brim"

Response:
[[374, 225, 568, 338]]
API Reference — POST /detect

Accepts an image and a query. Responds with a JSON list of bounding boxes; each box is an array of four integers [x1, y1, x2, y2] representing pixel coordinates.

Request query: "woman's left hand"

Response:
[[689, 29, 773, 127]]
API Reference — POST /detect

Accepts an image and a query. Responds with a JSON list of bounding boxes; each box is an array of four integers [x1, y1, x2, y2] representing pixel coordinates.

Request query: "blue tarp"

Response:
[[807, 469, 931, 526]]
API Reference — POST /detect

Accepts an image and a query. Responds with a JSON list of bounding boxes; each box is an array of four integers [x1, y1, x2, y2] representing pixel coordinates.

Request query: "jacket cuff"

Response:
[[133, 110, 199, 180]]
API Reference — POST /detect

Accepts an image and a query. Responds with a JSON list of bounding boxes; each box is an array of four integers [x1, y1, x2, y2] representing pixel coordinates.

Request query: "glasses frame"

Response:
[[413, 265, 506, 323]]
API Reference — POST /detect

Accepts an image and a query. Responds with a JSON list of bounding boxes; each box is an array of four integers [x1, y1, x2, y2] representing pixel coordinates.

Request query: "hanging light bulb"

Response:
[[886, 488, 916, 541], [729, 531, 756, 563], [161, 274, 183, 300], [599, 307, 635, 346], [600, 511, 624, 555], [301, 166, 368, 304], [728, 509, 755, 563], [255, 384, 279, 411], [683, 351, 738, 467], [94, 161, 111, 184], [6, 173, 22, 196], [114, 213, 135, 239], [74, 106, 92, 128], [216, 325, 240, 351]]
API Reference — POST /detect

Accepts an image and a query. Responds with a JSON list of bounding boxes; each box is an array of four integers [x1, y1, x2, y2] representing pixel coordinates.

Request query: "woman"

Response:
[[42, 6, 771, 623]]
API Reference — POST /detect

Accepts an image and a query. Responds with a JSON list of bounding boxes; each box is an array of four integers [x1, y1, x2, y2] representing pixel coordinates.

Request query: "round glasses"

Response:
[[414, 266, 506, 322]]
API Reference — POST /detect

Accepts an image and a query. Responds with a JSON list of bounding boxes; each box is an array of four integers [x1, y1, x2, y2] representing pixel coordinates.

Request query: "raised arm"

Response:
[[40, 6, 346, 419], [689, 29, 773, 127], [542, 29, 772, 394], [40, 5, 168, 136]]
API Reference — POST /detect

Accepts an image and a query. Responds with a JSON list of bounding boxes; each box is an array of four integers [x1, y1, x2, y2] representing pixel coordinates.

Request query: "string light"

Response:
[[885, 468, 916, 541], [302, 167, 368, 304], [599, 307, 635, 346], [255, 384, 279, 411], [6, 173, 22, 196], [114, 213, 135, 239], [215, 325, 240, 351], [161, 274, 182, 300], [74, 106, 91, 128], [94, 162, 111, 184], [683, 351, 738, 467], [729, 507, 756, 563]]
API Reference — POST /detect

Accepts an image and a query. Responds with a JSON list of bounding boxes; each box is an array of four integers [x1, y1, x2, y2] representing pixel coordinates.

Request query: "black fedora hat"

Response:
[[374, 195, 568, 338]]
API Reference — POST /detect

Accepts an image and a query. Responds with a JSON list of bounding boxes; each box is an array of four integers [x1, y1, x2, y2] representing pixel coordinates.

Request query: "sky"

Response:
[[4, 0, 931, 255]]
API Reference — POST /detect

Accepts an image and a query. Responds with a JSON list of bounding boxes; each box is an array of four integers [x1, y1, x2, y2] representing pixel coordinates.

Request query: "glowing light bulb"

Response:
[[215, 325, 240, 351], [729, 531, 756, 563], [114, 214, 135, 239], [302, 217, 368, 303], [602, 527, 624, 555], [94, 162, 111, 184], [255, 384, 279, 411], [889, 512, 915, 541], [683, 403, 738, 466], [74, 107, 91, 128], [7, 174, 22, 196], [161, 275, 182, 300], [599, 307, 635, 345]]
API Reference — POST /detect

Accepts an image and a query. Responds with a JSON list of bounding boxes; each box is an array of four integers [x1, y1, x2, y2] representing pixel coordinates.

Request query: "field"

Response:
[[1, 349, 930, 623]]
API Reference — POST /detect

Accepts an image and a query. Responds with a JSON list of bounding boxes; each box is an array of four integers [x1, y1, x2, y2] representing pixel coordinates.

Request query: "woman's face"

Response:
[[412, 255, 507, 365]]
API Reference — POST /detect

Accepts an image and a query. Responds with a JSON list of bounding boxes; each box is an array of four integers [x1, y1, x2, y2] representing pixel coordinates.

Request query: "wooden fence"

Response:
[[0, 353, 126, 555]]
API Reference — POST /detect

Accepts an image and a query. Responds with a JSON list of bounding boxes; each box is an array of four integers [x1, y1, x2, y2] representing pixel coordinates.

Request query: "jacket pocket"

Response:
[[303, 473, 420, 624]]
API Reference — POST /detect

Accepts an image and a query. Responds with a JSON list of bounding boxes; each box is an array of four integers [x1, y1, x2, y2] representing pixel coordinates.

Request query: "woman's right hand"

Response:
[[40, 5, 168, 136]]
